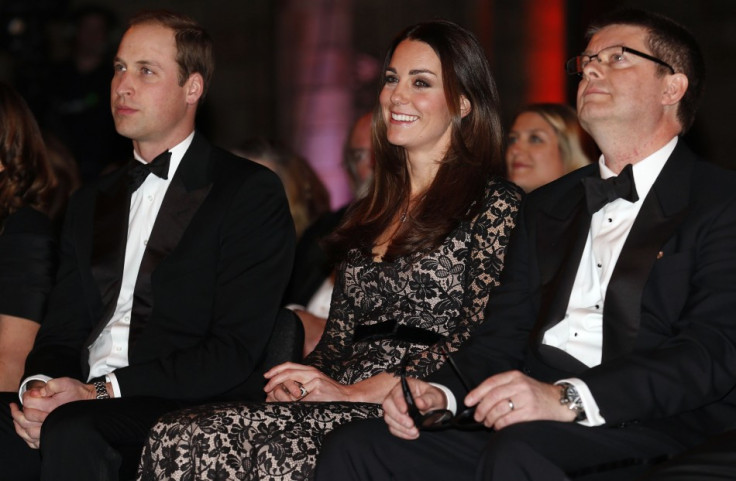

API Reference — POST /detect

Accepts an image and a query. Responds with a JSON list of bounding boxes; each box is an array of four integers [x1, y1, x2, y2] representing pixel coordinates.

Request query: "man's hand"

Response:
[[22, 377, 96, 413], [464, 370, 576, 430], [11, 377, 98, 449], [382, 378, 446, 440]]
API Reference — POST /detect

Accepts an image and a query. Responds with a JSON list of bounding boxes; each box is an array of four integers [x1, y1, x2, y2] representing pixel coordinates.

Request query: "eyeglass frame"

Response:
[[399, 348, 483, 431], [566, 45, 675, 77]]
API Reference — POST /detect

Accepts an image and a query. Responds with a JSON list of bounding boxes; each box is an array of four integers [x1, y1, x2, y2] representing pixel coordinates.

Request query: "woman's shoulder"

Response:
[[2, 206, 53, 237], [478, 176, 524, 210]]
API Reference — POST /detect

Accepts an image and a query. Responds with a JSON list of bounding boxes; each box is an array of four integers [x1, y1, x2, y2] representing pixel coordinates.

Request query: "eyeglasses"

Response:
[[566, 45, 675, 77], [400, 349, 483, 431]]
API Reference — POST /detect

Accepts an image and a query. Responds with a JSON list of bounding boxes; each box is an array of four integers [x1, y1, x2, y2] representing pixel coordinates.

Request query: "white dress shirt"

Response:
[[436, 137, 678, 424], [20, 131, 193, 400], [547, 136, 676, 425]]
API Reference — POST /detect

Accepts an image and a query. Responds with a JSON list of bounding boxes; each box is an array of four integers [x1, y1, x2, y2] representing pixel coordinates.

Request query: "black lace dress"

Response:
[[137, 178, 521, 481]]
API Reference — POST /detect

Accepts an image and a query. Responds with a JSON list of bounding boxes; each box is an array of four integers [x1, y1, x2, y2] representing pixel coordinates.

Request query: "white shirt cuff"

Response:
[[106, 373, 121, 398], [556, 378, 606, 426], [429, 383, 457, 415], [284, 304, 306, 312], [18, 375, 52, 404]]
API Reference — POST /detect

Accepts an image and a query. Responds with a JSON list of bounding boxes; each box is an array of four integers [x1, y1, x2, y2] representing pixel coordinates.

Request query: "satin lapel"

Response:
[[602, 145, 692, 361], [532, 179, 592, 344], [87, 168, 131, 344], [128, 133, 213, 344]]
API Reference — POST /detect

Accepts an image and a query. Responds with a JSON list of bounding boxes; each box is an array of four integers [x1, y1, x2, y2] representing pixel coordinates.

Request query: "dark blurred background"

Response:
[[1, 0, 733, 207]]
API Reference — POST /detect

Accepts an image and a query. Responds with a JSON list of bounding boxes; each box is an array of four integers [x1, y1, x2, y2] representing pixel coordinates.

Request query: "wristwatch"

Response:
[[558, 382, 586, 422], [92, 379, 110, 400]]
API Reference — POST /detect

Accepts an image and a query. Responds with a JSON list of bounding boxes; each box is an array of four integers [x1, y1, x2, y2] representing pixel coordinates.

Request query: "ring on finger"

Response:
[[508, 399, 514, 411], [295, 382, 309, 400]]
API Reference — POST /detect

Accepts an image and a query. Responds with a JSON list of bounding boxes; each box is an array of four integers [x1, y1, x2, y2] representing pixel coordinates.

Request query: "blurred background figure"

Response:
[[342, 112, 374, 199], [43, 4, 129, 182], [236, 137, 331, 240], [0, 82, 56, 391], [41, 132, 81, 231], [284, 111, 375, 357], [505, 103, 595, 192]]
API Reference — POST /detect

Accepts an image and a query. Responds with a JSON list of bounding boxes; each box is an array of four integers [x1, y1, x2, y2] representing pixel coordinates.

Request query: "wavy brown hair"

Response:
[[0, 82, 54, 225], [327, 20, 504, 262]]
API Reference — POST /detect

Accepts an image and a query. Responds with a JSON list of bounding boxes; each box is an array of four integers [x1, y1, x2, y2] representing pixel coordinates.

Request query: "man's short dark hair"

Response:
[[128, 10, 214, 102], [587, 9, 704, 133]]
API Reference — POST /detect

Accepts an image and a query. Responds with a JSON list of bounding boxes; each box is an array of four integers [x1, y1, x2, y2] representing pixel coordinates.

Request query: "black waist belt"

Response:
[[353, 319, 444, 346]]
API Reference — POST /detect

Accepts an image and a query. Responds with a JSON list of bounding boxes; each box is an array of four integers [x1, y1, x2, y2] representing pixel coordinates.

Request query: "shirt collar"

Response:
[[598, 136, 678, 202], [132, 130, 195, 180]]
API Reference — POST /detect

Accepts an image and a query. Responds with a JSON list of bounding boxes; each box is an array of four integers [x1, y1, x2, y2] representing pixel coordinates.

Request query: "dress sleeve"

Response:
[[401, 179, 522, 379], [0, 208, 56, 322], [303, 258, 354, 376]]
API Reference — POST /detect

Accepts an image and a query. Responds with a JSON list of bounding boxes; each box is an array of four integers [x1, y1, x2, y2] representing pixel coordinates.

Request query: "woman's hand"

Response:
[[264, 362, 351, 402]]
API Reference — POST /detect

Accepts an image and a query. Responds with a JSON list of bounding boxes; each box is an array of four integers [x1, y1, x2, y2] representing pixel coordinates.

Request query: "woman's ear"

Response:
[[460, 95, 472, 118]]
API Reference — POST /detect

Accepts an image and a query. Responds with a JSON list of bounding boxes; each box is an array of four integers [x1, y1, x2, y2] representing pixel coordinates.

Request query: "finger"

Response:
[[473, 392, 518, 428], [268, 384, 297, 402], [385, 415, 419, 440], [264, 362, 310, 378], [464, 371, 517, 406], [263, 369, 317, 392], [412, 387, 446, 413], [10, 411, 41, 448]]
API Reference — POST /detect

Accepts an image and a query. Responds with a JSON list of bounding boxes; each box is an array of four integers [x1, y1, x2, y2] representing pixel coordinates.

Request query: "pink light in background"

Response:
[[277, 0, 354, 210]]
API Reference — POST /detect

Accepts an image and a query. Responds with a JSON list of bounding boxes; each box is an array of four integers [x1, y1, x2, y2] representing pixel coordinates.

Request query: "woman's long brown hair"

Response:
[[0, 82, 54, 224], [327, 20, 505, 262]]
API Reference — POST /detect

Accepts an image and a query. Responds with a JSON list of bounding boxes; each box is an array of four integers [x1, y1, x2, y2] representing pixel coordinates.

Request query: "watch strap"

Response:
[[92, 379, 110, 400], [558, 382, 586, 422]]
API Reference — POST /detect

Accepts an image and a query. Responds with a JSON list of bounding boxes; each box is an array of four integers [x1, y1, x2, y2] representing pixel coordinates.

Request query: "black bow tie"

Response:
[[128, 151, 171, 192], [581, 163, 639, 214]]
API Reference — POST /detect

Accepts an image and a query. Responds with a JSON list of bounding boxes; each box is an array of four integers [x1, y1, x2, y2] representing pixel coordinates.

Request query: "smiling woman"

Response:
[[138, 19, 522, 481]]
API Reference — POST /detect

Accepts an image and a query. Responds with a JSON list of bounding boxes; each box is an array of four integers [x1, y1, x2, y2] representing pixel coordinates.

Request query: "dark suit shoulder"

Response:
[[520, 164, 597, 218], [688, 156, 736, 196], [208, 145, 283, 188]]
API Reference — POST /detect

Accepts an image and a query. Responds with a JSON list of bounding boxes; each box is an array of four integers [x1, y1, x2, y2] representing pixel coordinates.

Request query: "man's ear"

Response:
[[662, 73, 688, 106], [460, 95, 472, 118], [185, 73, 204, 105]]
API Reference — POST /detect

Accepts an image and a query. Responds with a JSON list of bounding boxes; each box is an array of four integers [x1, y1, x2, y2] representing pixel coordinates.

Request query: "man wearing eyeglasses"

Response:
[[316, 9, 736, 481]]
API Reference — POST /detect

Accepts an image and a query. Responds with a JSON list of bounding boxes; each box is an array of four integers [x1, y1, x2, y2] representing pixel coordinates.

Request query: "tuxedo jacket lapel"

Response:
[[129, 133, 213, 344], [87, 167, 131, 344], [603, 146, 691, 360], [532, 173, 593, 344]]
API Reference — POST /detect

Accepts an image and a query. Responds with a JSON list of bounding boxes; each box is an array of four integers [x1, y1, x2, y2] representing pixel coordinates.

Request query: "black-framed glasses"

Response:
[[565, 45, 675, 76], [400, 349, 483, 431]]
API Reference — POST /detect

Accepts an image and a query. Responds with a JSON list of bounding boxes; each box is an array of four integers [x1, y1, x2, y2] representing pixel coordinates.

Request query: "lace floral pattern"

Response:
[[138, 178, 521, 481]]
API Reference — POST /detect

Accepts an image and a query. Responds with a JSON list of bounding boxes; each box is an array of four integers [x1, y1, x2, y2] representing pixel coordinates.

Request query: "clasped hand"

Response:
[[383, 370, 576, 440], [9, 377, 98, 449], [264, 362, 349, 402]]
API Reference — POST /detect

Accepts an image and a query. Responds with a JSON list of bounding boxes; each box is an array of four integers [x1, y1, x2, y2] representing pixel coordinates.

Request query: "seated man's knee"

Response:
[[40, 401, 96, 452]]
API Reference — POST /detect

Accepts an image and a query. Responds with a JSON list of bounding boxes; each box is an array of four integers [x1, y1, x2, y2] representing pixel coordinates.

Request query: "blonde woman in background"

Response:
[[506, 103, 594, 192]]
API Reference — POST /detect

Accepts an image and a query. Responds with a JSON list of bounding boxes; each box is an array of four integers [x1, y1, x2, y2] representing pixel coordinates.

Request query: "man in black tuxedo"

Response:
[[0, 10, 294, 481], [315, 9, 736, 481]]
